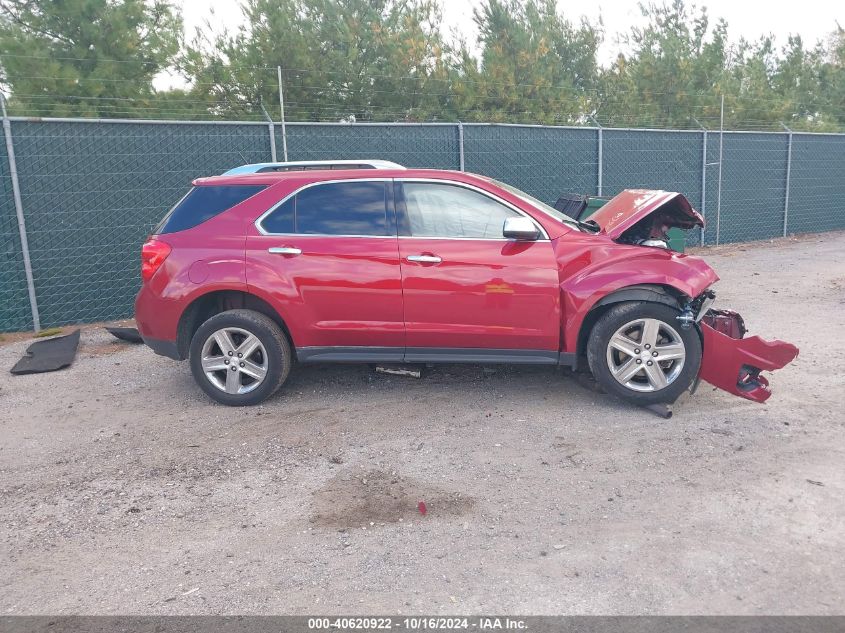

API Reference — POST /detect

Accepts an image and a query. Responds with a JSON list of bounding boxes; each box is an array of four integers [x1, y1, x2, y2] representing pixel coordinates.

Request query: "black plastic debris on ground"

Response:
[[105, 326, 143, 344], [10, 329, 81, 375]]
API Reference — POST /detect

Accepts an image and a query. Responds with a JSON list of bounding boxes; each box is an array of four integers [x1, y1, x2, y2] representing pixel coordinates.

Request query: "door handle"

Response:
[[268, 246, 302, 256], [407, 254, 442, 264]]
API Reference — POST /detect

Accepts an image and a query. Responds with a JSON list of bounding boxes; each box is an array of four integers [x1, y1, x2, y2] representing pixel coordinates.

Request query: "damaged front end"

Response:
[[694, 305, 799, 403]]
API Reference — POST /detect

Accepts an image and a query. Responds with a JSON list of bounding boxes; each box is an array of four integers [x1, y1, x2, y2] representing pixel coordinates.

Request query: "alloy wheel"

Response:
[[605, 317, 686, 392], [200, 327, 268, 395]]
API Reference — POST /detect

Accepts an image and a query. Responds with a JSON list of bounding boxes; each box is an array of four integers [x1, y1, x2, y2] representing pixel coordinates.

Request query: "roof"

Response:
[[194, 168, 471, 187]]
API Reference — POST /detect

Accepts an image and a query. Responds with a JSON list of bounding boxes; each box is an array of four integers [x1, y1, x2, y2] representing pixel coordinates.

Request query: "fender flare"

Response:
[[175, 288, 296, 359], [570, 283, 687, 361], [591, 284, 685, 310]]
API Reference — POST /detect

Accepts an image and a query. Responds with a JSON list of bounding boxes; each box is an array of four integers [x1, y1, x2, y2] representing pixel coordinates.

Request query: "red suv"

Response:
[[135, 167, 797, 407]]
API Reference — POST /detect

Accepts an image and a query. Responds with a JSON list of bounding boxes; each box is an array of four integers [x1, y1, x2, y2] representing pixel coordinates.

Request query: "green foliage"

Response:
[[596, 1, 845, 130], [33, 326, 62, 338], [597, 2, 732, 128], [181, 0, 453, 121], [451, 0, 601, 124], [0, 0, 182, 117], [1, 0, 843, 130]]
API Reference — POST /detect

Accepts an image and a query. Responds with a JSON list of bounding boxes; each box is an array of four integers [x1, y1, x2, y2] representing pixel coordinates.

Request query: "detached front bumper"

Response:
[[698, 309, 798, 403]]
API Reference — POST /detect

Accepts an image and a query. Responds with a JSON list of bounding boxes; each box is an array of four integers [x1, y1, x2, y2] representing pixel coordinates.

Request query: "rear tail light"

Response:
[[141, 238, 171, 282]]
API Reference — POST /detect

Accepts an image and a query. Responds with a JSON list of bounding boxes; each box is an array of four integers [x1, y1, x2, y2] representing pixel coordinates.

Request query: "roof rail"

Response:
[[223, 160, 406, 175]]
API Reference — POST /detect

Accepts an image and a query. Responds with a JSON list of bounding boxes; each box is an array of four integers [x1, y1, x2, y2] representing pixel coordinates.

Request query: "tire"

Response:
[[587, 301, 701, 406], [189, 309, 292, 406]]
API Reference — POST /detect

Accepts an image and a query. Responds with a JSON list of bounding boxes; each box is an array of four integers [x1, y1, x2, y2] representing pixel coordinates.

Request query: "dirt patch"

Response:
[[311, 468, 475, 528], [0, 319, 136, 347], [82, 340, 137, 357]]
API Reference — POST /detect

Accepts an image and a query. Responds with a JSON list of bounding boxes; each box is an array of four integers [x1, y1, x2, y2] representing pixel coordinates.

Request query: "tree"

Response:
[[597, 1, 732, 128], [451, 0, 601, 124], [595, 1, 841, 131], [2, 0, 842, 129], [182, 0, 454, 122], [809, 25, 845, 129], [0, 0, 182, 117], [771, 36, 819, 125]]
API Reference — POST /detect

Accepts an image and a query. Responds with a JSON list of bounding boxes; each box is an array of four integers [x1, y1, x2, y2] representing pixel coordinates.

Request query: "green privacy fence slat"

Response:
[[8, 120, 272, 330], [603, 129, 704, 247], [1, 119, 844, 332], [700, 132, 795, 245], [788, 134, 845, 235], [284, 123, 460, 169], [715, 133, 789, 244], [0, 124, 33, 331], [462, 125, 598, 206]]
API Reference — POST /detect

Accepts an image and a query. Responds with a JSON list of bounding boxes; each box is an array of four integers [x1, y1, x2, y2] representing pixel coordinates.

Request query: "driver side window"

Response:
[[400, 182, 519, 239]]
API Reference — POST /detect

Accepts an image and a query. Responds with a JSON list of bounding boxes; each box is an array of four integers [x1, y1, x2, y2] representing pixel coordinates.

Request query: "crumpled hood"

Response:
[[588, 189, 704, 239]]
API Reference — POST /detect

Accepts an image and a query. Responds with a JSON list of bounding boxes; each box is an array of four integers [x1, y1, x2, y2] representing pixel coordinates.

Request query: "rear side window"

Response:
[[260, 181, 389, 236], [156, 185, 266, 234], [261, 197, 294, 234]]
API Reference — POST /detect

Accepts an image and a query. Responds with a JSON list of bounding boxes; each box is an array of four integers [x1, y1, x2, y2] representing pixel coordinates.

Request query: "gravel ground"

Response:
[[0, 233, 843, 615]]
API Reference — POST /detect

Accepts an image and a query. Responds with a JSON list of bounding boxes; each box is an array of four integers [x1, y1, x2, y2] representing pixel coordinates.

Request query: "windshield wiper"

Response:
[[565, 218, 600, 233], [579, 219, 600, 233]]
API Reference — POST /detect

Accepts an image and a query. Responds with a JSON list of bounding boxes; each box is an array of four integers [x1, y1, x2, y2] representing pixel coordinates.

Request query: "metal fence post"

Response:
[[700, 129, 707, 245], [715, 95, 724, 246], [277, 66, 289, 161], [1, 96, 41, 331], [589, 116, 603, 196], [268, 122, 277, 162], [692, 118, 709, 246], [781, 124, 793, 237], [457, 121, 465, 171], [259, 103, 277, 162]]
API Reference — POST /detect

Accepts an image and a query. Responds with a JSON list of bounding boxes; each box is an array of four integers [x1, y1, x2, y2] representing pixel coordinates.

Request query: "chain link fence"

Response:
[[285, 123, 461, 170], [2, 116, 844, 332], [463, 125, 598, 208]]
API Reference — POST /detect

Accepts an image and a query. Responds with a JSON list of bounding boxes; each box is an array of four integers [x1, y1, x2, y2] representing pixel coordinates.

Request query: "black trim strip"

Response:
[[296, 346, 577, 367], [297, 347, 404, 363], [405, 347, 560, 365], [142, 337, 183, 361]]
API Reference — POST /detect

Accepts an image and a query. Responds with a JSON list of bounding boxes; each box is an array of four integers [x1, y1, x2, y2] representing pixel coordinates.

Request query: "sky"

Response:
[[159, 0, 843, 88]]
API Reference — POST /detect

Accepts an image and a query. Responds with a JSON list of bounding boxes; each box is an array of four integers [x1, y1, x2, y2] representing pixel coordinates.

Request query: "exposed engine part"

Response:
[[616, 227, 656, 246], [678, 289, 716, 330], [616, 211, 678, 248], [676, 307, 695, 329], [638, 238, 669, 249], [701, 308, 747, 339], [690, 289, 717, 322]]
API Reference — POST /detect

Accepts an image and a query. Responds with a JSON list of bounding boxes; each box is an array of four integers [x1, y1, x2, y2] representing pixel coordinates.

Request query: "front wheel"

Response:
[[587, 302, 701, 406], [189, 309, 292, 406]]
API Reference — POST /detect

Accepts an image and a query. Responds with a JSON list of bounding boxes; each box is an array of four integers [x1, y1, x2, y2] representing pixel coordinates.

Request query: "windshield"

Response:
[[490, 179, 581, 230]]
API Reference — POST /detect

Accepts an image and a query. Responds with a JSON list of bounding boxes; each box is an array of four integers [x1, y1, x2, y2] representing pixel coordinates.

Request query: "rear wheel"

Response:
[[587, 302, 701, 405], [189, 309, 291, 406]]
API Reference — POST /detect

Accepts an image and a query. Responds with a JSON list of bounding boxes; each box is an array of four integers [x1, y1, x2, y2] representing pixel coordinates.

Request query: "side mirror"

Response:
[[503, 216, 540, 241]]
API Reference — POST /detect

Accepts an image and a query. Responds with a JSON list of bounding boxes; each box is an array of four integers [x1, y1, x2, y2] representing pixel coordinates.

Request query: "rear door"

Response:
[[395, 180, 561, 360], [246, 179, 404, 361]]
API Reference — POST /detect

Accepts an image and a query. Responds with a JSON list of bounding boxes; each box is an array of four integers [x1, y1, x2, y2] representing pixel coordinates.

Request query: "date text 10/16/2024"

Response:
[[307, 618, 527, 630]]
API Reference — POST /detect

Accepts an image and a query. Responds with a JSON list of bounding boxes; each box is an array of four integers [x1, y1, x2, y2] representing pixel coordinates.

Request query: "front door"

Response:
[[395, 181, 560, 362], [246, 179, 404, 361]]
